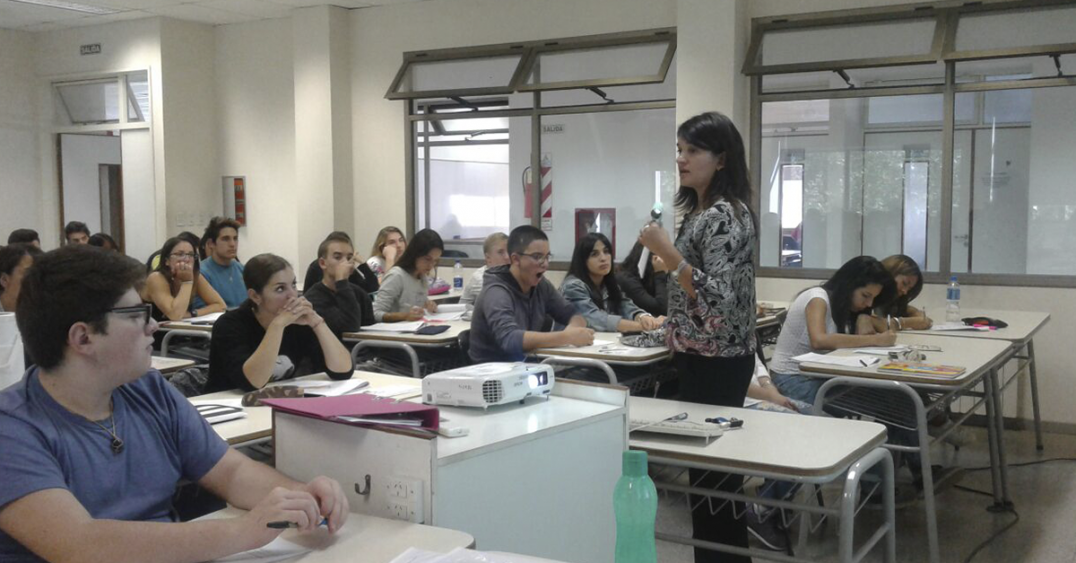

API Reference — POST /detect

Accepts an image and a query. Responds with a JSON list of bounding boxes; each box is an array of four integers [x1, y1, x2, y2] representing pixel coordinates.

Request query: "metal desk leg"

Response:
[[983, 370, 1005, 507], [839, 447, 896, 563], [1026, 340, 1045, 451], [989, 367, 1014, 509]]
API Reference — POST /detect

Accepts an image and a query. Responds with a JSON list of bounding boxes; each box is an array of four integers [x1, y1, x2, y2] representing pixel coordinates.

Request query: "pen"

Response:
[[886, 315, 892, 331], [266, 518, 328, 529]]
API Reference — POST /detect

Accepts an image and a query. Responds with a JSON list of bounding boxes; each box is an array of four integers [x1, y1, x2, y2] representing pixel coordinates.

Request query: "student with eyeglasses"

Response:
[[142, 237, 226, 322], [468, 225, 593, 363], [0, 246, 350, 563]]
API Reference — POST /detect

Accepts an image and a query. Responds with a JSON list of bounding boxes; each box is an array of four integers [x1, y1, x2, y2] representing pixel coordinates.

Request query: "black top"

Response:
[[205, 302, 353, 393], [303, 260, 379, 295], [303, 279, 374, 336], [615, 271, 669, 317]]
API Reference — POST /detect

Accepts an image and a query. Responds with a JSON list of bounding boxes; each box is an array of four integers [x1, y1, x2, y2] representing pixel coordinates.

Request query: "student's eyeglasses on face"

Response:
[[519, 253, 553, 265], [109, 304, 153, 326], [170, 252, 197, 259]]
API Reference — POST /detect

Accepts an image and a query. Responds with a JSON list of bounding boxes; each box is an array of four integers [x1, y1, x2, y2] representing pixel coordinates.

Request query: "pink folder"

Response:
[[262, 394, 439, 430]]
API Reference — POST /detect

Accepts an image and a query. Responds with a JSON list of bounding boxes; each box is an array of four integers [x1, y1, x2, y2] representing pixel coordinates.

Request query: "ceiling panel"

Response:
[[145, 2, 259, 25]]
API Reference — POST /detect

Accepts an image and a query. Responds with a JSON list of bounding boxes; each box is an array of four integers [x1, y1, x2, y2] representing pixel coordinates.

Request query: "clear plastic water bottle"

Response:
[[614, 450, 657, 563], [453, 260, 464, 290], [946, 276, 961, 323]]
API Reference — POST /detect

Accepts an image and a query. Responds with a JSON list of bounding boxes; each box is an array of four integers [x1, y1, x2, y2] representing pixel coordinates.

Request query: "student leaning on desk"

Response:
[[0, 246, 349, 563]]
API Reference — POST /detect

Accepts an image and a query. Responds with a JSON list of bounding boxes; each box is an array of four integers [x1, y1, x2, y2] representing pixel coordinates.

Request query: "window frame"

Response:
[[749, 0, 1076, 288], [396, 30, 677, 270]]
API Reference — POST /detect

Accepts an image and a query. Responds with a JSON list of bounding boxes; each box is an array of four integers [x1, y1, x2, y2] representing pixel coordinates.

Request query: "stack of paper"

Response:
[[928, 323, 990, 332], [854, 346, 909, 355], [184, 312, 224, 324], [360, 321, 425, 333], [793, 352, 880, 368], [214, 536, 310, 562], [390, 547, 546, 563], [266, 378, 370, 397]]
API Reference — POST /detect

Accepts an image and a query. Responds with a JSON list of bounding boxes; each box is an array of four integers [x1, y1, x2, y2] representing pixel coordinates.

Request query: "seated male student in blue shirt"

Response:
[[469, 225, 594, 363], [197, 216, 247, 309], [0, 246, 349, 563]]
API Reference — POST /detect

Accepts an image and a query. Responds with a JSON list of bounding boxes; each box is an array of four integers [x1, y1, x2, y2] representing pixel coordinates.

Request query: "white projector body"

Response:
[[422, 363, 555, 408]]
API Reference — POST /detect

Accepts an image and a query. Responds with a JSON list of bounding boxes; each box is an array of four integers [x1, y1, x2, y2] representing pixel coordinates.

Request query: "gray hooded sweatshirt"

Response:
[[468, 265, 578, 363]]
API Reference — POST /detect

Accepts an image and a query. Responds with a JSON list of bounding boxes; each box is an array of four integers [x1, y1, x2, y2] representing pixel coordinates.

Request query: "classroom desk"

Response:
[[629, 396, 894, 563], [190, 371, 422, 447], [343, 321, 470, 378], [157, 320, 214, 358], [533, 332, 672, 391], [151, 355, 195, 375], [756, 300, 789, 331], [203, 507, 474, 562], [431, 288, 463, 304], [798, 333, 1013, 563], [907, 308, 1050, 450]]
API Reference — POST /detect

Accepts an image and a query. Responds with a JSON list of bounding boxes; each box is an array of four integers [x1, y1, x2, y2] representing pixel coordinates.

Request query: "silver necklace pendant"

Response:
[[111, 437, 125, 455]]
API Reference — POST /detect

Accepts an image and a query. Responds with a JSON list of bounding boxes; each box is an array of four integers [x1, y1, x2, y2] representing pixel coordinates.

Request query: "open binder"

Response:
[[262, 393, 440, 430]]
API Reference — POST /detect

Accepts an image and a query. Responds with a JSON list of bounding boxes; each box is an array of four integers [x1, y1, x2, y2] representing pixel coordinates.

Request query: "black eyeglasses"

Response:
[[109, 304, 153, 326]]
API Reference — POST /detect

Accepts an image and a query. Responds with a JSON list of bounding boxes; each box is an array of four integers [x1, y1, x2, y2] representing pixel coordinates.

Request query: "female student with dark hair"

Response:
[[373, 229, 443, 323], [614, 241, 670, 317], [857, 254, 933, 333], [87, 232, 119, 251], [142, 237, 226, 322], [0, 243, 43, 313], [561, 233, 663, 332], [206, 253, 353, 393], [367, 226, 407, 283], [638, 111, 759, 563], [769, 256, 897, 405]]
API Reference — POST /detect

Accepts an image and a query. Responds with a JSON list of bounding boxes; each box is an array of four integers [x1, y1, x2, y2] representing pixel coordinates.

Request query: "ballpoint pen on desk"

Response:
[[704, 417, 743, 429], [267, 518, 328, 529]]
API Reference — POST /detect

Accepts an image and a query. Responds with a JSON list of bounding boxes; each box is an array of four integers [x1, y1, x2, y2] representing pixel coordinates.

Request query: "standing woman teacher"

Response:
[[640, 111, 757, 563]]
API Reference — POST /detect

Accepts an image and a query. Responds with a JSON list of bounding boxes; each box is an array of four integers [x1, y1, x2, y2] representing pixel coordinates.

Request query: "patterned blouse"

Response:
[[665, 199, 757, 358]]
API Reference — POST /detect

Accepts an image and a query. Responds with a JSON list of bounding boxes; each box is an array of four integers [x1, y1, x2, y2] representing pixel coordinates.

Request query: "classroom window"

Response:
[[749, 1, 1076, 286], [397, 29, 675, 266], [53, 71, 151, 129]]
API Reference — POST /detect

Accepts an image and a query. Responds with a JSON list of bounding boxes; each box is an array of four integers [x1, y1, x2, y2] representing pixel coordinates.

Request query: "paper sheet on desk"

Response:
[[391, 547, 548, 563], [424, 311, 464, 322], [214, 536, 309, 562], [927, 323, 991, 331], [267, 379, 370, 396], [185, 312, 224, 324], [854, 346, 909, 355], [361, 321, 425, 333], [793, 352, 880, 368]]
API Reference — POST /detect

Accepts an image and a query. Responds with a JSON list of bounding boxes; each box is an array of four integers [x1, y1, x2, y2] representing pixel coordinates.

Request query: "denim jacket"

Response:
[[559, 275, 645, 332]]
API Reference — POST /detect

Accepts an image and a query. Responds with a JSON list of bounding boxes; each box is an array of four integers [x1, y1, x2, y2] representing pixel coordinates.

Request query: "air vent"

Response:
[[482, 380, 504, 404]]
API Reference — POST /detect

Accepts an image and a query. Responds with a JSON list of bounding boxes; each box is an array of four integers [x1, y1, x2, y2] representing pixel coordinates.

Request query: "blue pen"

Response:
[[266, 517, 328, 529]]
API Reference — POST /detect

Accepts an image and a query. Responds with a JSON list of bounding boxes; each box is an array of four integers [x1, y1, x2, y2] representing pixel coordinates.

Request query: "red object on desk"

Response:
[[262, 394, 440, 430]]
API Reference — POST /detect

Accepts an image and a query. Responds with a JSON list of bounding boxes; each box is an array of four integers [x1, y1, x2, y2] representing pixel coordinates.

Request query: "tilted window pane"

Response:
[[126, 70, 150, 123], [56, 80, 119, 125], [760, 19, 935, 67], [955, 5, 1076, 53], [539, 53, 676, 107], [400, 55, 522, 94], [524, 41, 671, 87], [762, 63, 946, 93], [953, 85, 1076, 275], [956, 54, 1076, 84]]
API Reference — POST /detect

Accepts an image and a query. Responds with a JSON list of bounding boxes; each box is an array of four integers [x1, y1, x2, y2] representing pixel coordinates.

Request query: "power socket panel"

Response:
[[384, 476, 424, 523]]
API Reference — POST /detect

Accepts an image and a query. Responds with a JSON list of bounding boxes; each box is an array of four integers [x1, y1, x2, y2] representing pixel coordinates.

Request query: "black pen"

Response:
[[266, 517, 328, 529]]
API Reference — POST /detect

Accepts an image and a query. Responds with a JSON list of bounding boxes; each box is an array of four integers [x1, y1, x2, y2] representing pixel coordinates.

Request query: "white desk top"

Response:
[[192, 371, 422, 446], [534, 332, 670, 364], [629, 396, 886, 480], [158, 320, 214, 333], [204, 507, 473, 562], [151, 356, 195, 375], [906, 308, 1050, 344], [431, 289, 463, 303], [343, 321, 469, 346], [798, 333, 1012, 387]]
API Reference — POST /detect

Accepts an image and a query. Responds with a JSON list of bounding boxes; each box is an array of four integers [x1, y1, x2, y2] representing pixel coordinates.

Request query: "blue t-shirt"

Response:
[[199, 258, 246, 309], [0, 368, 229, 562]]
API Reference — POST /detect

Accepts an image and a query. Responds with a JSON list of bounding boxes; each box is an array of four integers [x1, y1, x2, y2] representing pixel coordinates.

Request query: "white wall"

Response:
[[59, 133, 121, 234], [0, 29, 41, 244], [214, 17, 298, 267]]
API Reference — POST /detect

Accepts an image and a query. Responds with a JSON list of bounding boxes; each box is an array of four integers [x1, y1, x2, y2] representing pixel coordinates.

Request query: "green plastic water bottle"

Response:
[[614, 450, 658, 563]]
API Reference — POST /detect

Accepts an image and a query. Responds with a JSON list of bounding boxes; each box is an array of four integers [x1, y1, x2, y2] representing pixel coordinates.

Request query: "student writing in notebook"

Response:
[[769, 256, 897, 405], [206, 253, 353, 393], [372, 229, 442, 323], [856, 254, 933, 333], [0, 246, 349, 563]]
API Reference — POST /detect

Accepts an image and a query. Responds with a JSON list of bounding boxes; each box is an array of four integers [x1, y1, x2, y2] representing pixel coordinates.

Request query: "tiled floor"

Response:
[[655, 426, 1076, 562]]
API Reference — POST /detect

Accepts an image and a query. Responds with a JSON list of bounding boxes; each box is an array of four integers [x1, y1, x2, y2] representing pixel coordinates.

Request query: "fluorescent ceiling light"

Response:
[[7, 0, 120, 15]]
